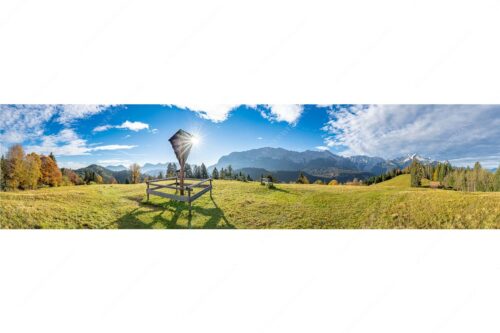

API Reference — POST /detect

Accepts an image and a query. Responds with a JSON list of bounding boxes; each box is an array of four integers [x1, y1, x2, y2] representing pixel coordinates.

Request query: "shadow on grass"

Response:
[[116, 196, 235, 229], [269, 186, 289, 193], [260, 184, 290, 193]]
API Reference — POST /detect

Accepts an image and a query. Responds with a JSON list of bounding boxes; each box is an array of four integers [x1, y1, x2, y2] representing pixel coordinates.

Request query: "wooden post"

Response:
[[146, 181, 150, 201], [179, 165, 185, 196], [188, 188, 192, 216], [209, 178, 213, 197]]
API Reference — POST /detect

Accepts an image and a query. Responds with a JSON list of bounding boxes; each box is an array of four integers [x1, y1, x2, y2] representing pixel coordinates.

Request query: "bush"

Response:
[[328, 179, 339, 186]]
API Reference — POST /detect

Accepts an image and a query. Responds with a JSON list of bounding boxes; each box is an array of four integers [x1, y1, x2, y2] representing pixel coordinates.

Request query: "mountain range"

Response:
[[93, 147, 437, 183], [209, 147, 435, 181]]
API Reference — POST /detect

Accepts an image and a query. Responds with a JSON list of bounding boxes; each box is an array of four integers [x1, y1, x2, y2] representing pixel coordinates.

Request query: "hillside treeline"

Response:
[[409, 159, 500, 192], [364, 168, 406, 185], [0, 145, 118, 191], [1, 145, 89, 191]]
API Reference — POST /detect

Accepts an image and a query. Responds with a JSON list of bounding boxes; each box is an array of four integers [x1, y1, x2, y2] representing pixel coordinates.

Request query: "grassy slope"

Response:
[[1, 175, 499, 229]]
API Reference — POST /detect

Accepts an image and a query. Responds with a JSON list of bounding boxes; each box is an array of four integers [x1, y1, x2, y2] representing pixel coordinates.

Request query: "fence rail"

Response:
[[146, 177, 213, 215]]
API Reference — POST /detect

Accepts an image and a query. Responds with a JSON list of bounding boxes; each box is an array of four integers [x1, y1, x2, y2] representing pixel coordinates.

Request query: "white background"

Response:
[[1, 0, 500, 332]]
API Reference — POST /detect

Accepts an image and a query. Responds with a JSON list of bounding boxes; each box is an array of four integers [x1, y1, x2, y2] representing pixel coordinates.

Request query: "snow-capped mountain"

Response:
[[210, 147, 438, 180]]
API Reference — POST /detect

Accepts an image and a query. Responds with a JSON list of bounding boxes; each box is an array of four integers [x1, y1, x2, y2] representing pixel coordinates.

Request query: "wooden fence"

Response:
[[146, 176, 213, 215]]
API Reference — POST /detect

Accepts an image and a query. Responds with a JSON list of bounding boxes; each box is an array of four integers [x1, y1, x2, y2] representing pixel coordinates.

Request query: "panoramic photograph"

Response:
[[0, 104, 499, 229]]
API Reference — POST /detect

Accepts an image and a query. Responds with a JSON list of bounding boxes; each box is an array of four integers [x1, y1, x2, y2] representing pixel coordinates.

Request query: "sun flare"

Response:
[[190, 135, 201, 146]]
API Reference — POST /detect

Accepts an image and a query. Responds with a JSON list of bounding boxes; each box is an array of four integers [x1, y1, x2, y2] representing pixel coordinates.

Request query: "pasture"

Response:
[[1, 175, 499, 229]]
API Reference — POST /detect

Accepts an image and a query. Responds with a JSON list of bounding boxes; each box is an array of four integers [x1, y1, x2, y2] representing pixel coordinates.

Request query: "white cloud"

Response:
[[172, 104, 304, 125], [58, 161, 88, 169], [258, 105, 304, 125], [257, 137, 263, 140], [117, 121, 149, 132], [0, 105, 111, 144], [174, 104, 240, 122], [448, 156, 500, 169], [322, 105, 500, 165], [91, 145, 137, 151], [24, 129, 137, 156], [97, 159, 132, 166], [93, 125, 113, 132], [25, 129, 91, 156], [93, 121, 149, 133], [0, 105, 58, 143], [315, 146, 329, 151], [57, 105, 111, 124]]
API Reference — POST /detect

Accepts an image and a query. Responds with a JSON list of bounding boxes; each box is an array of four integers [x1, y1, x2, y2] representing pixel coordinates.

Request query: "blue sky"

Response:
[[1, 104, 499, 169]]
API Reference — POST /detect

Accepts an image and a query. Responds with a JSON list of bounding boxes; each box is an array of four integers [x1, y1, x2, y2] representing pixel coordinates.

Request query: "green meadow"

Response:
[[1, 175, 499, 229]]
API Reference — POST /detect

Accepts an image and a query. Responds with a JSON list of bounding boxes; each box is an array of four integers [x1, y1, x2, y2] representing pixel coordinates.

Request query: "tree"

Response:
[[109, 177, 118, 184], [328, 179, 339, 186], [471, 162, 482, 192], [166, 162, 179, 178], [296, 172, 310, 184], [40, 155, 62, 187], [220, 168, 225, 180], [129, 163, 141, 184], [314, 179, 324, 185], [495, 166, 500, 191], [193, 165, 201, 178], [200, 163, 208, 179], [84, 170, 97, 184], [227, 165, 233, 179], [0, 155, 6, 191], [95, 174, 104, 184], [212, 167, 219, 179], [185, 163, 193, 178], [410, 159, 424, 187], [443, 172, 456, 189], [5, 144, 25, 190], [157, 171, 164, 179], [246, 174, 252, 181], [23, 152, 42, 189], [48, 152, 57, 163], [62, 169, 84, 185], [432, 168, 439, 182]]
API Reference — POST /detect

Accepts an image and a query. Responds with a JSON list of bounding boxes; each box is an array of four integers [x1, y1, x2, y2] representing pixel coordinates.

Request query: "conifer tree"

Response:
[[212, 167, 219, 179], [200, 163, 208, 179], [410, 159, 424, 187], [0, 155, 6, 191], [166, 163, 176, 177], [495, 166, 500, 191], [48, 152, 57, 163], [185, 163, 193, 178], [296, 172, 310, 184]]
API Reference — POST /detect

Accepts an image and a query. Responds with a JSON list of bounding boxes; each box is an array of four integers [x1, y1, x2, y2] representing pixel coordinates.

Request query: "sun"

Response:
[[190, 135, 201, 146]]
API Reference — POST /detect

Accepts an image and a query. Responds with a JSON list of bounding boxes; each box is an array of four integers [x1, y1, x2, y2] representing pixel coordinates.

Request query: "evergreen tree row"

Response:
[[409, 159, 500, 192], [364, 168, 405, 185]]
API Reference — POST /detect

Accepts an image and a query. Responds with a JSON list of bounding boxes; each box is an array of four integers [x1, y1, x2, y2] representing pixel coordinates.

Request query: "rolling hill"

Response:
[[75, 164, 143, 184], [1, 175, 499, 229]]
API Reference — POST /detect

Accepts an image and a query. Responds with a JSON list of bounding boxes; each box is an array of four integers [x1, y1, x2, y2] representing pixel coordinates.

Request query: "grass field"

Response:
[[1, 175, 499, 229]]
